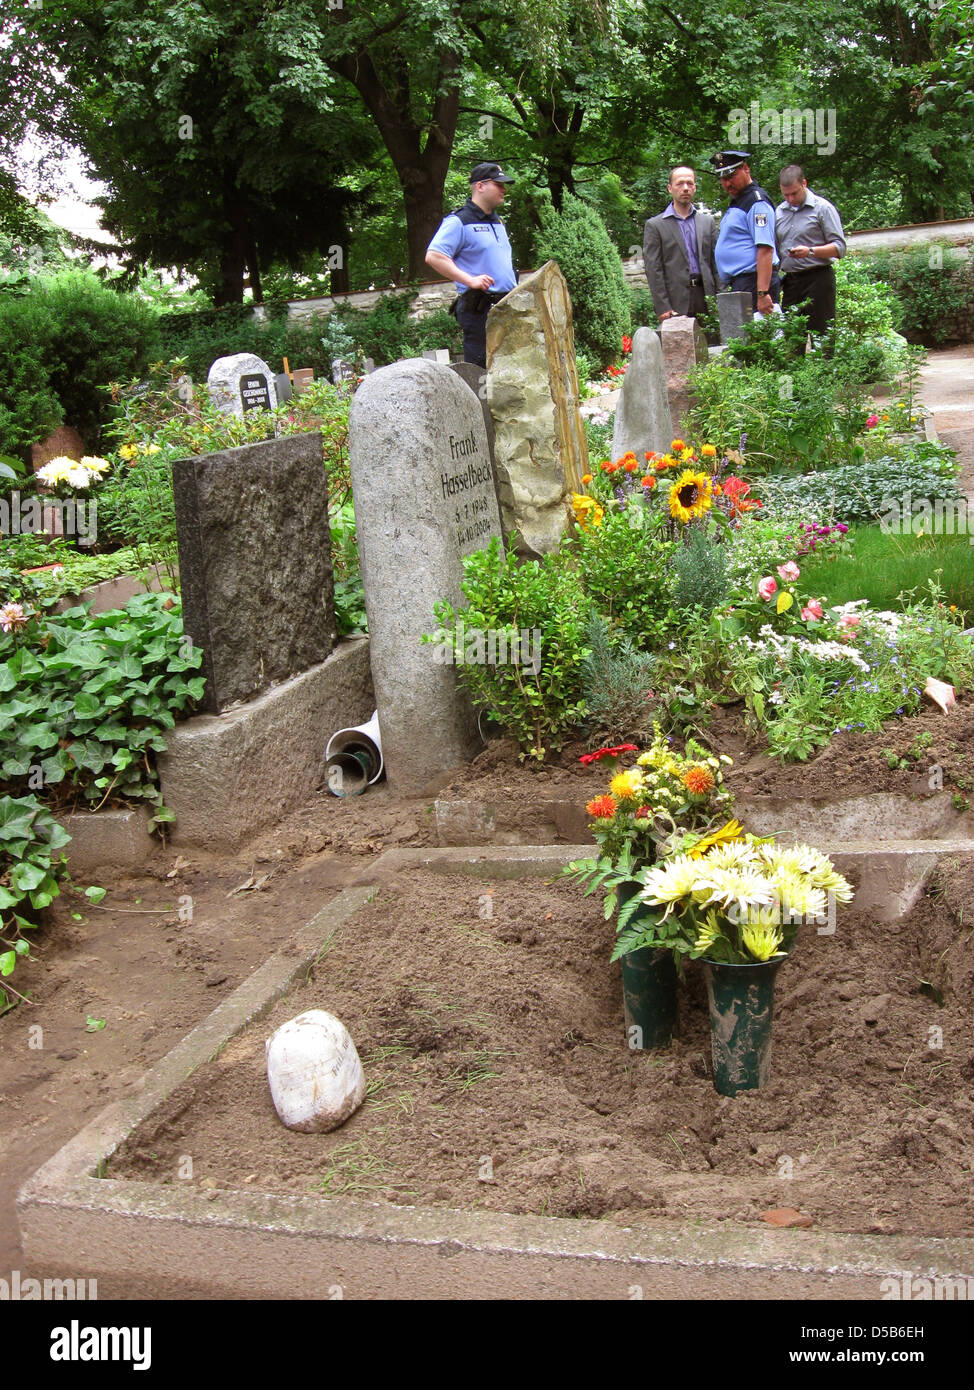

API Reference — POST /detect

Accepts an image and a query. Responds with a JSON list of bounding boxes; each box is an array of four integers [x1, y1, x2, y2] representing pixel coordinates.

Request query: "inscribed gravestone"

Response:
[[659, 315, 709, 436], [486, 260, 588, 558], [349, 360, 503, 793], [173, 433, 334, 713], [207, 353, 278, 418], [611, 327, 671, 461]]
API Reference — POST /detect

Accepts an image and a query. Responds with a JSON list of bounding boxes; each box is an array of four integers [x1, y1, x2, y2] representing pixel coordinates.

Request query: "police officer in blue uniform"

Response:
[[425, 162, 519, 368], [710, 151, 780, 315]]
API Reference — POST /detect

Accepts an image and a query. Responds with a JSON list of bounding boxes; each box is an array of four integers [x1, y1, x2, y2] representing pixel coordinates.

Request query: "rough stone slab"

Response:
[[738, 792, 974, 843], [55, 569, 171, 616], [717, 291, 752, 344], [173, 433, 335, 713], [19, 845, 974, 1301], [435, 797, 589, 846], [611, 327, 671, 462], [349, 360, 502, 793], [660, 315, 709, 436], [158, 638, 373, 848], [827, 843, 953, 924], [486, 261, 588, 556], [62, 808, 156, 875]]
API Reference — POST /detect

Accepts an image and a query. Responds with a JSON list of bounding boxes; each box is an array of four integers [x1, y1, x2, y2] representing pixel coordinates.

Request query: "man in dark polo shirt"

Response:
[[425, 162, 519, 368], [775, 165, 847, 336]]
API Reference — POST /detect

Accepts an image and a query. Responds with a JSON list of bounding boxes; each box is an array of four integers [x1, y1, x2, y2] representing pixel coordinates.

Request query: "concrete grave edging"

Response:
[[18, 845, 974, 1299]]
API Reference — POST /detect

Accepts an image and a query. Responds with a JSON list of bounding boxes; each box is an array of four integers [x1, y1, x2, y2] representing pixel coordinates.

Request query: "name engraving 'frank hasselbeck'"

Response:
[[449, 431, 477, 460], [441, 458, 493, 499]]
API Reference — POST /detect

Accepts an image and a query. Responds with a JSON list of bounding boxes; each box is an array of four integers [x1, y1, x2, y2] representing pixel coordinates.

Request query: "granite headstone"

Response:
[[173, 433, 335, 713], [207, 353, 278, 418], [349, 360, 503, 793], [611, 327, 672, 461], [659, 315, 709, 436], [717, 291, 753, 345]]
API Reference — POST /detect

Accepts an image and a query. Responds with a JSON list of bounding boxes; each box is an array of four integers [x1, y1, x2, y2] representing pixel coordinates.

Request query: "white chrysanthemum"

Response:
[[80, 455, 111, 477], [704, 866, 776, 917], [639, 855, 703, 916], [704, 840, 760, 872]]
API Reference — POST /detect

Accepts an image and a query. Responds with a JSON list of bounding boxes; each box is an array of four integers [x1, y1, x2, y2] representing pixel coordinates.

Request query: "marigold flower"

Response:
[[624, 458, 638, 472], [586, 794, 617, 819], [701, 444, 717, 457], [683, 765, 715, 795], [609, 769, 644, 802], [600, 459, 613, 472], [671, 439, 686, 453], [581, 473, 592, 485], [641, 475, 655, 488]]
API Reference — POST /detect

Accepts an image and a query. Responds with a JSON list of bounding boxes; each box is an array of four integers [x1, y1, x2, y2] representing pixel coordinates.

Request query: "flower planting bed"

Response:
[[22, 846, 972, 1300]]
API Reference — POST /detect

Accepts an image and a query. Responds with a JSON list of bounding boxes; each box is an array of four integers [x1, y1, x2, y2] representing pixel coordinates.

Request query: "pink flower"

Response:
[[0, 602, 26, 633], [866, 414, 879, 428], [777, 561, 800, 583], [801, 599, 824, 621], [758, 576, 777, 601], [839, 613, 861, 632]]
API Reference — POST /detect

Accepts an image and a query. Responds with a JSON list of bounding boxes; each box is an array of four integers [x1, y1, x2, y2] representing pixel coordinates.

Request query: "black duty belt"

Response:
[[785, 262, 834, 277]]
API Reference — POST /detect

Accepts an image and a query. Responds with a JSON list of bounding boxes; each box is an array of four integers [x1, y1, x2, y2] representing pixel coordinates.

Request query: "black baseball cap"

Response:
[[709, 150, 751, 176], [470, 162, 514, 184]]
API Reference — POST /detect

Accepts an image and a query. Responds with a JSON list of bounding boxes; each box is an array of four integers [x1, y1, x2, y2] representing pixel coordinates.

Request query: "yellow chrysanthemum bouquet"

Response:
[[611, 830, 853, 966]]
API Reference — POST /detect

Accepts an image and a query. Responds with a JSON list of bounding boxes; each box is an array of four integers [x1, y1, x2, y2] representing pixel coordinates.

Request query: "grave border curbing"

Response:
[[18, 845, 974, 1300]]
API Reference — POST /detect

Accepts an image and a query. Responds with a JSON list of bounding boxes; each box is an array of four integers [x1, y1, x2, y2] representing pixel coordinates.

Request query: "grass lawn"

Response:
[[800, 524, 974, 618]]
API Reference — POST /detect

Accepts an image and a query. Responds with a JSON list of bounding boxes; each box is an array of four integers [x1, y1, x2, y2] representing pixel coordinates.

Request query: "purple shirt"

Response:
[[662, 204, 701, 276]]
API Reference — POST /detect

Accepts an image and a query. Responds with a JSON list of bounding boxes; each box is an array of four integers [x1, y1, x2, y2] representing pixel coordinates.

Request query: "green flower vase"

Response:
[[702, 956, 784, 1096], [618, 881, 677, 1050]]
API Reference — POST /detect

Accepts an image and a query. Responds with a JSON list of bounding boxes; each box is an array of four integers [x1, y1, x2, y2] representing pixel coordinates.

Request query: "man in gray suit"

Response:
[[643, 165, 720, 320]]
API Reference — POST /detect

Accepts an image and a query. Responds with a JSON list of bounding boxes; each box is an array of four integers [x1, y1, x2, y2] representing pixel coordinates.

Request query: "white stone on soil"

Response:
[[265, 1010, 366, 1134]]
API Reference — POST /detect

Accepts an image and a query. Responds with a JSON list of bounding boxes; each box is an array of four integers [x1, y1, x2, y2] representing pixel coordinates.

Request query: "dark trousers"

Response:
[[456, 293, 489, 368], [688, 280, 706, 317], [726, 270, 781, 311], [782, 264, 836, 335]]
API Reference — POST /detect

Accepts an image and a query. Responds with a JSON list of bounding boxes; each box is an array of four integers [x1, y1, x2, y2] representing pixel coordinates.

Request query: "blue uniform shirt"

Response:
[[715, 183, 780, 281], [426, 200, 518, 296]]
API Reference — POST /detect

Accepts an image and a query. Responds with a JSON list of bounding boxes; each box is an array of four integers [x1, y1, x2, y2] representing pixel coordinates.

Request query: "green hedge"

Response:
[[856, 244, 974, 346], [160, 292, 461, 382], [534, 194, 631, 367], [0, 273, 161, 458]]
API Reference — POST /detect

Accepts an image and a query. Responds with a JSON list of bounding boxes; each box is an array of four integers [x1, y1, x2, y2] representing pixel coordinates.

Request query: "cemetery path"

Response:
[[919, 344, 974, 502], [0, 787, 435, 1287]]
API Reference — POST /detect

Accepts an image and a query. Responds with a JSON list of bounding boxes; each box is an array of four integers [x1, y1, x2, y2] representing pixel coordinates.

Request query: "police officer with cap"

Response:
[[710, 151, 780, 315], [425, 162, 519, 368]]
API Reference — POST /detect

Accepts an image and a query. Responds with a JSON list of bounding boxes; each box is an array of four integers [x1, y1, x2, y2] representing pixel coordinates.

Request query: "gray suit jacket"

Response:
[[643, 207, 720, 317]]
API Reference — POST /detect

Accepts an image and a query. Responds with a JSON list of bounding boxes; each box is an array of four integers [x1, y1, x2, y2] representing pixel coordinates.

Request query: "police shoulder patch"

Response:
[[754, 213, 768, 227]]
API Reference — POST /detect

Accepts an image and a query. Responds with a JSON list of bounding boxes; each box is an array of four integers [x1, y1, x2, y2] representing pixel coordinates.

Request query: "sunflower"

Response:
[[668, 469, 713, 524]]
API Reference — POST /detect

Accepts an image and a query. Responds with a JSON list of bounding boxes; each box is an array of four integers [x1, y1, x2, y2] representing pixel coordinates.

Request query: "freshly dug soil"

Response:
[[442, 696, 974, 808], [110, 861, 974, 1238]]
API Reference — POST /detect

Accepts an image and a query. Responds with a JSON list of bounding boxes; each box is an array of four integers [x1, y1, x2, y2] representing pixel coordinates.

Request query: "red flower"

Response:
[[586, 795, 617, 818], [622, 335, 633, 354], [579, 743, 638, 765], [624, 459, 638, 473]]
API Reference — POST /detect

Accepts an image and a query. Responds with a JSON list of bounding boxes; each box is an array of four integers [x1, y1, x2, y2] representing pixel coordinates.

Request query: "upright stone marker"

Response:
[[173, 434, 334, 713], [207, 353, 278, 418], [449, 362, 496, 468], [611, 327, 671, 461], [659, 315, 709, 436], [486, 261, 588, 558], [717, 291, 753, 344], [349, 360, 503, 793]]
